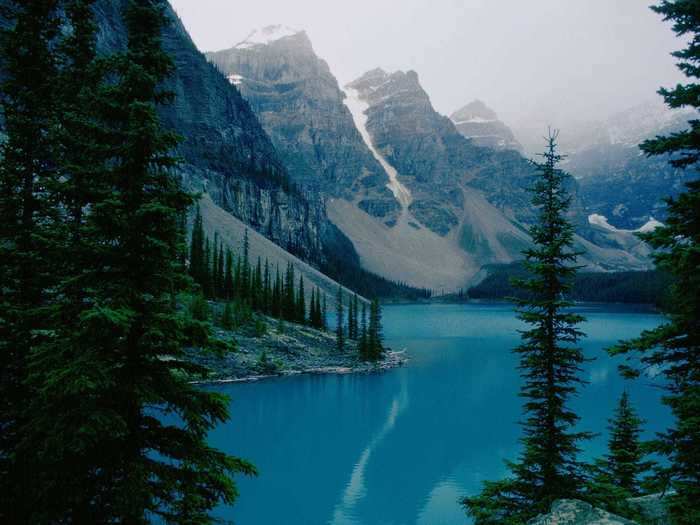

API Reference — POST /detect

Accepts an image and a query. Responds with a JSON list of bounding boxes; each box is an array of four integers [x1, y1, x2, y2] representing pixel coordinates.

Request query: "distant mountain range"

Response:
[[44, 7, 679, 293], [563, 100, 696, 230], [206, 24, 652, 290]]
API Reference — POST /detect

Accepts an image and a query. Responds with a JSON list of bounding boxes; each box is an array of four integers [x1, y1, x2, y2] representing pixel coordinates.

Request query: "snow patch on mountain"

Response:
[[342, 87, 412, 209], [588, 213, 663, 234], [235, 25, 300, 49], [227, 73, 243, 86]]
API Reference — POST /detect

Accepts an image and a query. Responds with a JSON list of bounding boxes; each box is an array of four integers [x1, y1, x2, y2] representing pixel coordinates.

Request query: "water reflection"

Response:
[[330, 380, 409, 524]]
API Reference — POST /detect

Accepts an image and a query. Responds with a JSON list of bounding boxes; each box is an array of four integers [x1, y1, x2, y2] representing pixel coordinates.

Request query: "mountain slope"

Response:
[[93, 2, 331, 264], [568, 100, 696, 229], [450, 100, 522, 151], [205, 28, 401, 225]]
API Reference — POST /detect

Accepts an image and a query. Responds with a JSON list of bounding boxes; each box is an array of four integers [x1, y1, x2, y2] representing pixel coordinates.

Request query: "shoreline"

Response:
[[194, 349, 409, 385]]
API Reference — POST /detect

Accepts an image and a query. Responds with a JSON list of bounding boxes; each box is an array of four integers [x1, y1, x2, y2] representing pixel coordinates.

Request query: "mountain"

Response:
[[90, 3, 357, 268], [566, 100, 696, 230], [205, 26, 401, 225], [450, 100, 522, 151], [204, 21, 654, 289]]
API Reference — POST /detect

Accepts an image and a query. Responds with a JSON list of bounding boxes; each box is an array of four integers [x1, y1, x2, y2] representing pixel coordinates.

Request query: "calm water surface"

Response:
[[208, 303, 670, 525]]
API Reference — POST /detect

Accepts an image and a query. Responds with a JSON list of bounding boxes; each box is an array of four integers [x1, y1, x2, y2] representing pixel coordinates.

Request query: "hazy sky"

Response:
[[169, 0, 684, 131]]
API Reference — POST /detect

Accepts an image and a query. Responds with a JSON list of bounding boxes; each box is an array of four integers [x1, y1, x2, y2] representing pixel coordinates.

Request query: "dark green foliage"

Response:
[[367, 299, 384, 361], [220, 301, 235, 330], [190, 205, 206, 288], [256, 350, 277, 374], [336, 285, 345, 352], [1, 0, 255, 521], [463, 133, 590, 523], [586, 392, 653, 518], [608, 3, 700, 523], [0, 0, 66, 518], [283, 262, 296, 322], [224, 248, 234, 299], [189, 293, 211, 322], [468, 264, 671, 306], [359, 303, 369, 361], [348, 296, 357, 340], [241, 228, 250, 299], [296, 275, 306, 324], [320, 246, 432, 301]]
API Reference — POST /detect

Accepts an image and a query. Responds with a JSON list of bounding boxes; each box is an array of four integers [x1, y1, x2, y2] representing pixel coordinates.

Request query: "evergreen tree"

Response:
[[283, 262, 296, 321], [351, 294, 360, 339], [359, 302, 369, 361], [347, 293, 355, 339], [368, 298, 384, 361], [608, 4, 700, 522], [263, 258, 270, 314], [586, 392, 653, 518], [336, 286, 345, 352], [203, 236, 212, 297], [221, 301, 235, 330], [297, 275, 306, 324], [234, 257, 242, 301], [0, 0, 75, 518], [463, 132, 590, 524], [217, 239, 225, 298], [272, 265, 282, 318], [224, 248, 234, 300], [212, 232, 219, 296], [309, 288, 317, 326], [47, 1, 254, 520], [241, 228, 250, 299], [322, 293, 328, 331], [189, 205, 205, 287], [252, 256, 262, 310]]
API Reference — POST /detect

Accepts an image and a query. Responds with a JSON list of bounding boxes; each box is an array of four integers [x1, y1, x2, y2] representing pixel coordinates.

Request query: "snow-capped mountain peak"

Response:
[[235, 25, 301, 49]]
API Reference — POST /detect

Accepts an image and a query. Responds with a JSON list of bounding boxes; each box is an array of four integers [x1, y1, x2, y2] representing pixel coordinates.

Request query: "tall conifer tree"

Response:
[[463, 132, 590, 523], [336, 286, 345, 352], [0, 0, 65, 517], [51, 1, 253, 520], [608, 4, 700, 522]]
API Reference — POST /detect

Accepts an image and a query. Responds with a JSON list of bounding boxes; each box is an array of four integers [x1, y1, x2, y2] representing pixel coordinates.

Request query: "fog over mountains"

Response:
[[75, 2, 691, 292], [206, 25, 655, 290]]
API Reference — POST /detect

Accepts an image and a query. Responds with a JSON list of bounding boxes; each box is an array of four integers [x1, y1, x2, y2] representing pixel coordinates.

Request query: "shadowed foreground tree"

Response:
[[608, 2, 700, 523], [462, 132, 591, 524], [1, 0, 255, 522]]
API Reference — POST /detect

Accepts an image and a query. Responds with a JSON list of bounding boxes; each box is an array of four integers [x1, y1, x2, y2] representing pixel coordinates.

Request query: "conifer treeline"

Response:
[[190, 213, 386, 362], [190, 207, 331, 329]]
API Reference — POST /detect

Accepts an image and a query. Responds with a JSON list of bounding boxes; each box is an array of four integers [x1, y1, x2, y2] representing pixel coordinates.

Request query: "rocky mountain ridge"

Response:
[[450, 99, 522, 151], [205, 27, 653, 290], [205, 28, 401, 225], [92, 2, 352, 266]]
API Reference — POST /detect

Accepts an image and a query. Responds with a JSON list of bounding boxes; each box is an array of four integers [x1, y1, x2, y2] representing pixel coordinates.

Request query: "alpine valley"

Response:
[[88, 8, 673, 293]]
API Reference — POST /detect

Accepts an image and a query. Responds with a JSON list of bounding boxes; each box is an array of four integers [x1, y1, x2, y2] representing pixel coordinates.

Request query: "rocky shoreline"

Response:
[[188, 314, 408, 384]]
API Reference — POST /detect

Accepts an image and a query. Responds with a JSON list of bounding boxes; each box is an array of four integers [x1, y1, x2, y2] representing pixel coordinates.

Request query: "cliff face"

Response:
[[92, 3, 331, 263], [346, 68, 539, 235], [205, 28, 400, 224]]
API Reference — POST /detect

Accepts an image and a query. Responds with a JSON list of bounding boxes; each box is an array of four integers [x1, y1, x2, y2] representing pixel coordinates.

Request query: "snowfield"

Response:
[[342, 87, 413, 209]]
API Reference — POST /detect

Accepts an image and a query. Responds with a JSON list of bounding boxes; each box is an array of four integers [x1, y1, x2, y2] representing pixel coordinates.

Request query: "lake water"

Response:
[[207, 303, 670, 525]]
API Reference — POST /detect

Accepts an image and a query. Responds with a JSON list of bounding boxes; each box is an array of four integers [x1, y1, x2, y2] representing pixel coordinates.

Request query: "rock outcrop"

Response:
[[527, 499, 637, 525], [450, 99, 522, 151]]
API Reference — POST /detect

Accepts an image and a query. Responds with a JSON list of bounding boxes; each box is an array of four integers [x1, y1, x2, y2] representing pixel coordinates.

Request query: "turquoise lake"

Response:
[[207, 303, 670, 524]]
